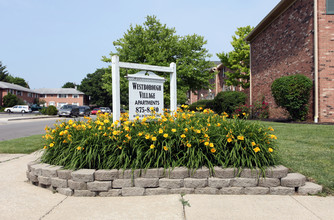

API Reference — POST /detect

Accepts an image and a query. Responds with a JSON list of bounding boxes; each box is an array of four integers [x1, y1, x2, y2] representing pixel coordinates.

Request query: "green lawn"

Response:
[[0, 134, 44, 154], [0, 122, 333, 193]]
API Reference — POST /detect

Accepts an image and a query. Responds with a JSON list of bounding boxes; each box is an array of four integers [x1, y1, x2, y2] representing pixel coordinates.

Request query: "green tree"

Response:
[[5, 75, 30, 88], [102, 15, 214, 106], [78, 69, 112, 107], [62, 82, 77, 88], [3, 93, 24, 107], [0, 61, 9, 82], [217, 26, 253, 89]]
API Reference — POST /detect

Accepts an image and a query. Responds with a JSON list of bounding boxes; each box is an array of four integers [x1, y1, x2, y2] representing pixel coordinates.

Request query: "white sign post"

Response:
[[111, 55, 177, 124], [126, 71, 165, 120]]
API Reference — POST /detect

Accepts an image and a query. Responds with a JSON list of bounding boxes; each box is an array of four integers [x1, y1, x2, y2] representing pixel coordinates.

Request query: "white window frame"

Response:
[[72, 94, 79, 98], [58, 94, 68, 98]]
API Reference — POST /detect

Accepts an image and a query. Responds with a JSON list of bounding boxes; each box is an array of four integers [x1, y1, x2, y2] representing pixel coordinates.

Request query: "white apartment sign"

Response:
[[126, 71, 165, 120]]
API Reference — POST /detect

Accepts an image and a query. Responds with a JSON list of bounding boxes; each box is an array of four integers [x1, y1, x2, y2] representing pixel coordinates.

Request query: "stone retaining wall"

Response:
[[26, 162, 322, 197]]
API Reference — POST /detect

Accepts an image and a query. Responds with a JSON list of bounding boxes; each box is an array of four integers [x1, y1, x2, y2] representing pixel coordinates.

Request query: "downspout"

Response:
[[249, 47, 252, 107], [314, 0, 319, 123]]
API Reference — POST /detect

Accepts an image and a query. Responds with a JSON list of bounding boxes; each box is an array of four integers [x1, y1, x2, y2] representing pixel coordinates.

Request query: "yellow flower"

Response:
[[211, 148, 216, 153], [138, 132, 143, 136], [163, 133, 168, 138], [268, 127, 274, 131], [196, 129, 201, 134], [268, 148, 273, 153], [187, 143, 192, 148], [171, 129, 176, 133], [209, 143, 214, 148], [251, 142, 256, 146], [77, 146, 82, 150], [270, 134, 277, 140], [150, 144, 155, 149], [163, 146, 168, 151], [59, 131, 64, 136], [204, 141, 209, 146], [63, 140, 67, 143], [113, 130, 119, 135], [151, 136, 157, 141], [43, 146, 47, 149], [145, 134, 150, 139], [49, 143, 54, 147], [159, 129, 163, 134], [242, 112, 246, 116], [216, 123, 221, 127], [237, 136, 244, 141], [104, 119, 110, 124], [68, 120, 73, 125], [207, 123, 211, 127], [227, 138, 233, 143], [253, 147, 260, 153], [181, 134, 186, 138], [184, 128, 188, 132]]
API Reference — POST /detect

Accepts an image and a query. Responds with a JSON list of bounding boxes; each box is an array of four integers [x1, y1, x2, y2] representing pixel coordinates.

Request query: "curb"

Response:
[[6, 116, 58, 121]]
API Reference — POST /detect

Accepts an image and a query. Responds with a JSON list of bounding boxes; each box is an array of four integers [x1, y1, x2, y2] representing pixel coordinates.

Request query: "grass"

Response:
[[260, 121, 334, 194], [0, 121, 333, 194], [0, 134, 44, 154]]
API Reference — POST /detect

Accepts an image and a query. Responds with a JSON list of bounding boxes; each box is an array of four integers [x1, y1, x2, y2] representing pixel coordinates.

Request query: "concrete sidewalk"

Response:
[[1, 153, 333, 220]]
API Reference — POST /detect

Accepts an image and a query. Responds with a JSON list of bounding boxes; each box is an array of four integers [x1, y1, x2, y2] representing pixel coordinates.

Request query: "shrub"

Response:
[[41, 108, 278, 171], [235, 98, 269, 120], [271, 74, 312, 121], [2, 93, 24, 107], [41, 106, 58, 115], [213, 91, 247, 115], [188, 99, 214, 111]]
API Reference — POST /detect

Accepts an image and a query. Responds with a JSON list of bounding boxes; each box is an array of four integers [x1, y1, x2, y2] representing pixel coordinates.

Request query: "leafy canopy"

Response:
[[62, 82, 77, 88], [0, 61, 9, 82], [217, 26, 253, 89], [102, 15, 214, 106]]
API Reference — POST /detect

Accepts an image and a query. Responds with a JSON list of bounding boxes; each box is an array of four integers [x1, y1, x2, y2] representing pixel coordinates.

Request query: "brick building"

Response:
[[246, 0, 334, 122], [0, 81, 39, 105]]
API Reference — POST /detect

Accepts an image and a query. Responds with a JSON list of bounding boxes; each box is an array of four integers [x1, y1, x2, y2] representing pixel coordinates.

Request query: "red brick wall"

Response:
[[42, 94, 84, 107], [250, 0, 315, 120], [318, 0, 334, 122]]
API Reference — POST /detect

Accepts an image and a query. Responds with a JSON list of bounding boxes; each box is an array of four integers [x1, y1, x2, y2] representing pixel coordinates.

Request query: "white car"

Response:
[[4, 105, 32, 113]]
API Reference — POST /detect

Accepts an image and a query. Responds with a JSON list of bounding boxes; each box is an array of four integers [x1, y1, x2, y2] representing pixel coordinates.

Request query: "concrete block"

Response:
[[258, 178, 280, 187], [281, 173, 306, 187], [71, 169, 95, 182], [184, 178, 207, 188], [51, 177, 68, 188], [41, 165, 62, 177], [145, 188, 169, 196], [87, 181, 111, 192], [112, 179, 133, 188], [57, 188, 73, 196], [195, 187, 218, 195], [170, 188, 195, 194], [298, 182, 322, 195], [220, 187, 244, 195], [99, 189, 122, 197], [213, 167, 237, 178], [118, 169, 141, 179], [208, 178, 230, 188], [168, 167, 189, 179], [245, 187, 269, 195], [31, 163, 49, 176], [26, 170, 30, 180], [95, 169, 118, 181], [29, 172, 38, 182], [189, 167, 210, 178], [121, 187, 145, 196], [240, 168, 260, 178], [265, 165, 289, 178], [134, 178, 159, 188], [73, 190, 96, 197], [57, 170, 72, 180], [159, 178, 183, 188], [141, 168, 165, 178], [68, 180, 87, 190], [38, 176, 51, 185], [230, 178, 258, 187], [270, 186, 295, 195], [27, 161, 39, 172]]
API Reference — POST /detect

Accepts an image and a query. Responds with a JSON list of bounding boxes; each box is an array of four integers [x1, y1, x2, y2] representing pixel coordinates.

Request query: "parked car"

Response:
[[30, 104, 42, 111], [58, 105, 79, 117], [91, 108, 100, 115], [4, 105, 31, 113], [100, 107, 112, 113], [78, 106, 90, 116]]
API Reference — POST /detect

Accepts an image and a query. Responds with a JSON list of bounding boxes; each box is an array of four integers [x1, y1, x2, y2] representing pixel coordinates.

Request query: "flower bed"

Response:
[[40, 108, 278, 171]]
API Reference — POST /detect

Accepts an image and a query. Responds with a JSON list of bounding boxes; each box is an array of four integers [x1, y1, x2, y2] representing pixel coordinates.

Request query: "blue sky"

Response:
[[1, 0, 280, 89]]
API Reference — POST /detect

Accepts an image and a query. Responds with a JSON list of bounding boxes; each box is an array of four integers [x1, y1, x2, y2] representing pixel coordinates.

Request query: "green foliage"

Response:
[[79, 69, 113, 107], [40, 109, 278, 171], [0, 61, 9, 81], [213, 91, 247, 115], [188, 99, 214, 111], [2, 93, 24, 107], [102, 15, 214, 107], [41, 106, 58, 115], [217, 26, 253, 89], [62, 82, 77, 88], [5, 75, 30, 88], [271, 74, 313, 121]]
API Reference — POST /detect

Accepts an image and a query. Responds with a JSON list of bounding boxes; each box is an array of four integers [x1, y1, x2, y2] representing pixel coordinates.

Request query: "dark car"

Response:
[[78, 106, 90, 116], [58, 105, 79, 117], [30, 104, 42, 112]]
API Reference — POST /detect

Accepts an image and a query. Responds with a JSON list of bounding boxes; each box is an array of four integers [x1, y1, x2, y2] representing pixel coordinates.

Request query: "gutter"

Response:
[[314, 0, 319, 123]]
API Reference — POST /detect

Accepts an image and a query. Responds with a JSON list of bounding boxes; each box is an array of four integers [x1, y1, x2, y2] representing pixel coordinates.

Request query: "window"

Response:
[[72, 102, 79, 106], [49, 101, 55, 106], [72, 94, 79, 98], [17, 91, 22, 96], [58, 102, 67, 107], [40, 94, 46, 98], [328, 0, 334, 14], [58, 94, 67, 98]]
